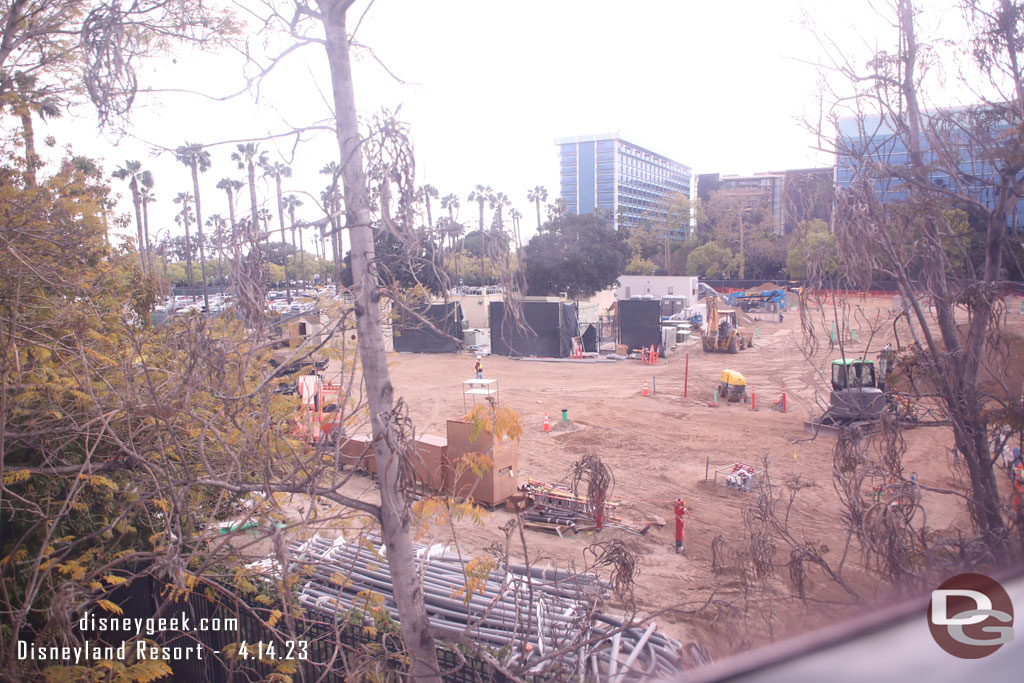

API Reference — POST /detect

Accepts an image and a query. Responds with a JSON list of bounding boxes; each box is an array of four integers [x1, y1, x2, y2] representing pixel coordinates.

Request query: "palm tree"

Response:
[[9, 71, 62, 187], [417, 183, 439, 238], [139, 181, 155, 258], [488, 192, 512, 284], [527, 185, 548, 229], [112, 160, 153, 274], [283, 194, 305, 284], [509, 207, 523, 255], [320, 162, 344, 282], [175, 142, 212, 310], [216, 177, 244, 253], [547, 198, 567, 221], [173, 191, 196, 295], [440, 193, 461, 286], [262, 160, 293, 301], [230, 143, 267, 247], [467, 184, 493, 287], [489, 191, 511, 231], [206, 214, 228, 285]]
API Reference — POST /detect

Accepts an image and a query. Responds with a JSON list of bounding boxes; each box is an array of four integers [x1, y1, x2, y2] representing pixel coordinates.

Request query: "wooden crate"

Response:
[[444, 419, 518, 506]]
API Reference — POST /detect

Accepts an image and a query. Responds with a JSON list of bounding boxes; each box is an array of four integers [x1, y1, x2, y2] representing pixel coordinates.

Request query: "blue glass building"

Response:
[[836, 114, 1024, 230], [556, 133, 691, 231]]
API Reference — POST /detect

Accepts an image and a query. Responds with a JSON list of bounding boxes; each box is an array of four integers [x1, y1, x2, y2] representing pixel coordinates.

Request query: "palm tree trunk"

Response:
[[130, 180, 146, 275], [276, 175, 291, 303], [142, 196, 152, 270], [191, 164, 210, 311], [247, 165, 259, 244], [478, 200, 485, 288], [330, 195, 343, 284], [295, 212, 305, 286], [182, 201, 195, 296], [317, 2, 439, 678], [161, 243, 170, 295], [18, 108, 37, 187]]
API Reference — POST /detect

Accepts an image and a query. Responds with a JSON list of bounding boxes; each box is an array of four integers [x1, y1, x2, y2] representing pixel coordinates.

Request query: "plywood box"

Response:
[[337, 433, 377, 474], [408, 434, 447, 490], [444, 419, 518, 506]]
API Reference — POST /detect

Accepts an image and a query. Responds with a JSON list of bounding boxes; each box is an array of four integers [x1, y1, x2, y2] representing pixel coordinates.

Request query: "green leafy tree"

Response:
[[649, 193, 705, 274], [624, 254, 659, 275], [686, 242, 738, 279], [523, 212, 630, 297], [786, 219, 838, 280]]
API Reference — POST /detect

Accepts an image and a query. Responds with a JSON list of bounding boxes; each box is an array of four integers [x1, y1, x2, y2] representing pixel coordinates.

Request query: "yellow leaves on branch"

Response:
[[463, 404, 523, 442], [2, 469, 31, 485], [0, 549, 29, 568], [451, 556, 495, 605], [412, 495, 489, 541], [95, 599, 123, 615], [45, 659, 173, 683], [78, 474, 119, 491], [125, 660, 173, 683]]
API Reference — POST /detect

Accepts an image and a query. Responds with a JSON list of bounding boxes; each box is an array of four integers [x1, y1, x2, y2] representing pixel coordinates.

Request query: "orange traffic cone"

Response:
[[642, 380, 650, 397], [543, 413, 551, 432]]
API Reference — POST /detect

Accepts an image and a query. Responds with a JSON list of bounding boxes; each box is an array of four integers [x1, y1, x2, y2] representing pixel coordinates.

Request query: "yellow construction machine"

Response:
[[699, 298, 754, 353], [718, 369, 747, 402]]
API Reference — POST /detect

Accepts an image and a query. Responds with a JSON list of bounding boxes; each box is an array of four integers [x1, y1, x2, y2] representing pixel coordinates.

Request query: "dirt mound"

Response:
[[745, 282, 781, 293]]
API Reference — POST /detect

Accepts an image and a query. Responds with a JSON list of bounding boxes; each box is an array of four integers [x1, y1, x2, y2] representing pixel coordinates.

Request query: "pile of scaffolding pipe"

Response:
[[285, 535, 683, 679]]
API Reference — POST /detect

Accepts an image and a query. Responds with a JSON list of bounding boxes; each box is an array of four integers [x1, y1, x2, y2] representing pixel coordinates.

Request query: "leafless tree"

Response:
[[809, 0, 1024, 561]]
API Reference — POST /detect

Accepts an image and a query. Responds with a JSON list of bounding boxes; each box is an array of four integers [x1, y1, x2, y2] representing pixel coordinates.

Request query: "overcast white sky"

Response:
[[37, 0, 961, 246]]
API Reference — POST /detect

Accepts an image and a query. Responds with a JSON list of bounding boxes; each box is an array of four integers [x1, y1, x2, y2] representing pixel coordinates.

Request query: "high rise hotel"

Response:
[[556, 133, 691, 231]]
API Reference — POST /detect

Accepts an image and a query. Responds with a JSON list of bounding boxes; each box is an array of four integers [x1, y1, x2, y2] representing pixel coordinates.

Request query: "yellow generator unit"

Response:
[[719, 369, 747, 403]]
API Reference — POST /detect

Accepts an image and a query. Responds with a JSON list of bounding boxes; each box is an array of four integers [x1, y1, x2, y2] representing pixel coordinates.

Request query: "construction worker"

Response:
[[474, 355, 483, 379]]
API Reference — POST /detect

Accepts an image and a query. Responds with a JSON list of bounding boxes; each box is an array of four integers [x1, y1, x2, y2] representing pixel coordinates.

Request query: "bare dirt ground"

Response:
[[321, 294, 1024, 659]]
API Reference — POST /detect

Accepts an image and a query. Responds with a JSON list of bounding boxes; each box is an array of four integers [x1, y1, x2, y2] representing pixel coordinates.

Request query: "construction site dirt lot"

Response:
[[326, 295, 1024, 658]]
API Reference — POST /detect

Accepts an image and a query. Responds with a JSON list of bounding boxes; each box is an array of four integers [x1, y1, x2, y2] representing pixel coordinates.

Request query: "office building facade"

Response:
[[556, 133, 691, 231], [697, 168, 833, 236], [836, 113, 1024, 230]]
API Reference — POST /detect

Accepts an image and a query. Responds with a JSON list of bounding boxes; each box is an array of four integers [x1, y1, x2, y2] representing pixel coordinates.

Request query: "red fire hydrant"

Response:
[[674, 498, 687, 554]]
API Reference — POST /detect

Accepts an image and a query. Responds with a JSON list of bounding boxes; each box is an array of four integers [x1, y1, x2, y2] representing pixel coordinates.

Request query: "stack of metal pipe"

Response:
[[285, 535, 684, 679]]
